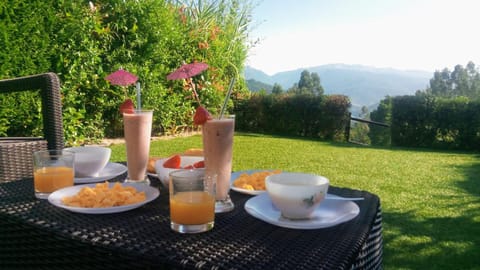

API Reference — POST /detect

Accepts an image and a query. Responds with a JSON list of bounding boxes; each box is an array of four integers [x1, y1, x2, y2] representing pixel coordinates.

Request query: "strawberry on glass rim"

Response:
[[194, 106, 212, 125], [120, 99, 135, 114]]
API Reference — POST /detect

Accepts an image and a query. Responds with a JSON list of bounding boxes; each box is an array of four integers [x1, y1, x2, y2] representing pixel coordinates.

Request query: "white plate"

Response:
[[74, 162, 127, 184], [244, 193, 360, 229], [48, 182, 159, 214], [230, 169, 279, 195]]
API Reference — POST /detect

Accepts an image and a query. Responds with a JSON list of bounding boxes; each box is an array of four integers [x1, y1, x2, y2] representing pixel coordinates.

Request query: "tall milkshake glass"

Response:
[[202, 115, 235, 213], [123, 109, 153, 184]]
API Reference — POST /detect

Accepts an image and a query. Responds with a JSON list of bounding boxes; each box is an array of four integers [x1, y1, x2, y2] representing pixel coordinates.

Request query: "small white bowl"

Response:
[[266, 172, 329, 219], [64, 146, 111, 177], [155, 156, 204, 188]]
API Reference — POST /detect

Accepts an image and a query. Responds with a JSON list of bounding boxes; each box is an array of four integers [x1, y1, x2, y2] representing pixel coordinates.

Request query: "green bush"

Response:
[[233, 93, 351, 140], [0, 0, 57, 138], [1, 0, 253, 145], [391, 95, 437, 148], [369, 97, 392, 146], [432, 97, 480, 149], [371, 62, 480, 150], [387, 95, 480, 150]]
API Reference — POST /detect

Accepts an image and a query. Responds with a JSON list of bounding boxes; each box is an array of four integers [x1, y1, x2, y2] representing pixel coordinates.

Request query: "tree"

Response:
[[428, 68, 452, 97], [271, 83, 283, 95], [426, 61, 480, 100], [298, 70, 313, 92], [369, 96, 392, 146], [349, 106, 371, 144], [311, 72, 324, 95], [288, 70, 324, 95]]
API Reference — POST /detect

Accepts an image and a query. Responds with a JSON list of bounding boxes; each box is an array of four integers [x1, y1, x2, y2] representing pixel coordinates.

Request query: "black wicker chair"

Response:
[[0, 73, 64, 182]]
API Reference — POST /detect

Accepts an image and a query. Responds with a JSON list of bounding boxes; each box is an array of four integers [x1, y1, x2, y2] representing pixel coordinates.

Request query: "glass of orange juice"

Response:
[[169, 169, 216, 233], [33, 149, 75, 199]]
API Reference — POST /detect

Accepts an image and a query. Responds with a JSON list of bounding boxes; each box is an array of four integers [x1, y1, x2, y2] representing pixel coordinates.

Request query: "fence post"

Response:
[[345, 112, 351, 142]]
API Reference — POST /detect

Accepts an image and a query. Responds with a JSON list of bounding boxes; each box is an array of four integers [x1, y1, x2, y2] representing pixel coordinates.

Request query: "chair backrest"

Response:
[[0, 72, 64, 182]]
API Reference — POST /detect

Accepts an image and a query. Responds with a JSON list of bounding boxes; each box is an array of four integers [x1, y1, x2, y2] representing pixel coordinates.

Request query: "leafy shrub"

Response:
[[387, 95, 480, 150], [0, 0, 57, 138], [432, 97, 480, 150], [1, 0, 253, 145], [369, 97, 392, 146], [234, 93, 351, 141], [391, 95, 437, 148]]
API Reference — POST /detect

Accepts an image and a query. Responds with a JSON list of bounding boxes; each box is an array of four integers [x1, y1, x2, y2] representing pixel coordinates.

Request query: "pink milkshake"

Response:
[[123, 110, 153, 183], [202, 115, 235, 212]]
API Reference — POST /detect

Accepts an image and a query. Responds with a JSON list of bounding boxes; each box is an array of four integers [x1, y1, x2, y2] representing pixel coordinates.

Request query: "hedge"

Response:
[[376, 95, 480, 150], [233, 94, 351, 141]]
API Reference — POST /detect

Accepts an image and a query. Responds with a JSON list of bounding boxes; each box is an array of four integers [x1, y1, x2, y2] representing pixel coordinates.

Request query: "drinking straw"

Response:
[[219, 78, 236, 119], [136, 82, 141, 110]]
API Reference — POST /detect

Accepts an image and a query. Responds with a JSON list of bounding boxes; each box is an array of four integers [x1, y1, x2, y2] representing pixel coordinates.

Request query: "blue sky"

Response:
[[247, 0, 480, 75]]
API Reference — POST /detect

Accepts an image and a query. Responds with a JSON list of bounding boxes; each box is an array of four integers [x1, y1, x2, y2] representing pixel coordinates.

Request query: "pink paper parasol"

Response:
[[167, 62, 208, 80], [105, 69, 138, 86]]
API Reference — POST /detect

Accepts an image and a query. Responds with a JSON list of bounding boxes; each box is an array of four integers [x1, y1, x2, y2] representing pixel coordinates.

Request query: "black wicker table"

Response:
[[0, 174, 382, 270]]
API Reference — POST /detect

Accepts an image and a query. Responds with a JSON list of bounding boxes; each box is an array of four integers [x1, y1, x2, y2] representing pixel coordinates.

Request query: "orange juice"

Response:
[[170, 191, 215, 225], [34, 166, 74, 193]]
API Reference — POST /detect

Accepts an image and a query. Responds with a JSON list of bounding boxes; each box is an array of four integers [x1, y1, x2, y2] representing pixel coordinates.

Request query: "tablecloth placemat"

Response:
[[0, 174, 382, 269]]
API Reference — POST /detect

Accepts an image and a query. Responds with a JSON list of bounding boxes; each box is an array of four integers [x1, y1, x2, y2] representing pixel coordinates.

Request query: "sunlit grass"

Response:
[[109, 132, 480, 269]]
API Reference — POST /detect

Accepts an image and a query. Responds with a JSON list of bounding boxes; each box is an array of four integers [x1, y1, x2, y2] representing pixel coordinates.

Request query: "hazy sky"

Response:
[[247, 0, 480, 75]]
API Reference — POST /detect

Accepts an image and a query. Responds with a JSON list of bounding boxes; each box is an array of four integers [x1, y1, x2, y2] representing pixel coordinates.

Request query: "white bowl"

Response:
[[64, 146, 111, 177], [265, 172, 329, 219], [155, 155, 204, 187]]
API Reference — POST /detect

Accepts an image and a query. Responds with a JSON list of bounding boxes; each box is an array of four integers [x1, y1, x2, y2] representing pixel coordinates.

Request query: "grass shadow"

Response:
[[383, 153, 480, 269], [383, 209, 480, 269], [454, 154, 480, 197]]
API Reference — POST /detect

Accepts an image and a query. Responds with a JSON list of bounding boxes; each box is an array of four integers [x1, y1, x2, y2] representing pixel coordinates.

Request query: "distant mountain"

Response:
[[244, 64, 432, 115], [246, 79, 273, 92]]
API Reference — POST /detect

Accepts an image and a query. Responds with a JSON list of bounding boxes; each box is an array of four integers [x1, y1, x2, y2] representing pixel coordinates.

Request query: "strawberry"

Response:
[[120, 99, 135, 114], [193, 106, 212, 125], [193, 160, 205, 168], [163, 154, 181, 169]]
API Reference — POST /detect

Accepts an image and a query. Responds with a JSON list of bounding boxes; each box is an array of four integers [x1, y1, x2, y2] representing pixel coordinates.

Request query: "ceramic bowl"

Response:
[[64, 146, 111, 177], [155, 156, 204, 187], [265, 172, 329, 219]]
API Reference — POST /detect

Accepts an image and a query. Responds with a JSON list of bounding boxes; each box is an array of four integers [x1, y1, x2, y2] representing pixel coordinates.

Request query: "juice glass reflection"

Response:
[[123, 109, 153, 184], [202, 115, 235, 213], [33, 149, 75, 199], [169, 169, 216, 233]]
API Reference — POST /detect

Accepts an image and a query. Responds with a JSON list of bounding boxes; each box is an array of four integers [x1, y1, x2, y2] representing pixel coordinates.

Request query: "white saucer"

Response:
[[244, 193, 360, 229], [74, 162, 127, 184], [48, 182, 159, 214]]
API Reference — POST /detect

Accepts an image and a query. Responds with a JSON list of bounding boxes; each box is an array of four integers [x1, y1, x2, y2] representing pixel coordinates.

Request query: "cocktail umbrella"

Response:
[[167, 62, 209, 105], [166, 62, 208, 80], [105, 68, 140, 110], [105, 69, 138, 86]]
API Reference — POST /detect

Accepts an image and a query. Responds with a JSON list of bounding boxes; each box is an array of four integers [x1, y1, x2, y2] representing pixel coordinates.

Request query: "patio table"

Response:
[[0, 173, 382, 269]]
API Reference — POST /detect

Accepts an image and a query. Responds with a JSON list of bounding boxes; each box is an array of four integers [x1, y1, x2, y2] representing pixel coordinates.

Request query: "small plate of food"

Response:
[[48, 182, 159, 214], [230, 169, 282, 195]]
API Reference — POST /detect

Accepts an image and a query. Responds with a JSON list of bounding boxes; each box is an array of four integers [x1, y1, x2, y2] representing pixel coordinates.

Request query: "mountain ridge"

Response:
[[244, 64, 432, 112]]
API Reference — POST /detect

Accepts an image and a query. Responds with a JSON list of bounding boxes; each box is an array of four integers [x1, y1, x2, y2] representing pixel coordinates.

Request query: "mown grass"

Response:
[[109, 132, 480, 270]]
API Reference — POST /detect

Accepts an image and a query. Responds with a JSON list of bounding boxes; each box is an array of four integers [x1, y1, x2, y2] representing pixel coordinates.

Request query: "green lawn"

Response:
[[109, 133, 480, 270]]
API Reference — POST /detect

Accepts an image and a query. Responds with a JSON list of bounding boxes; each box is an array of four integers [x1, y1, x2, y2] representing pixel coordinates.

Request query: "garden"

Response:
[[108, 133, 480, 270], [1, 1, 480, 268]]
